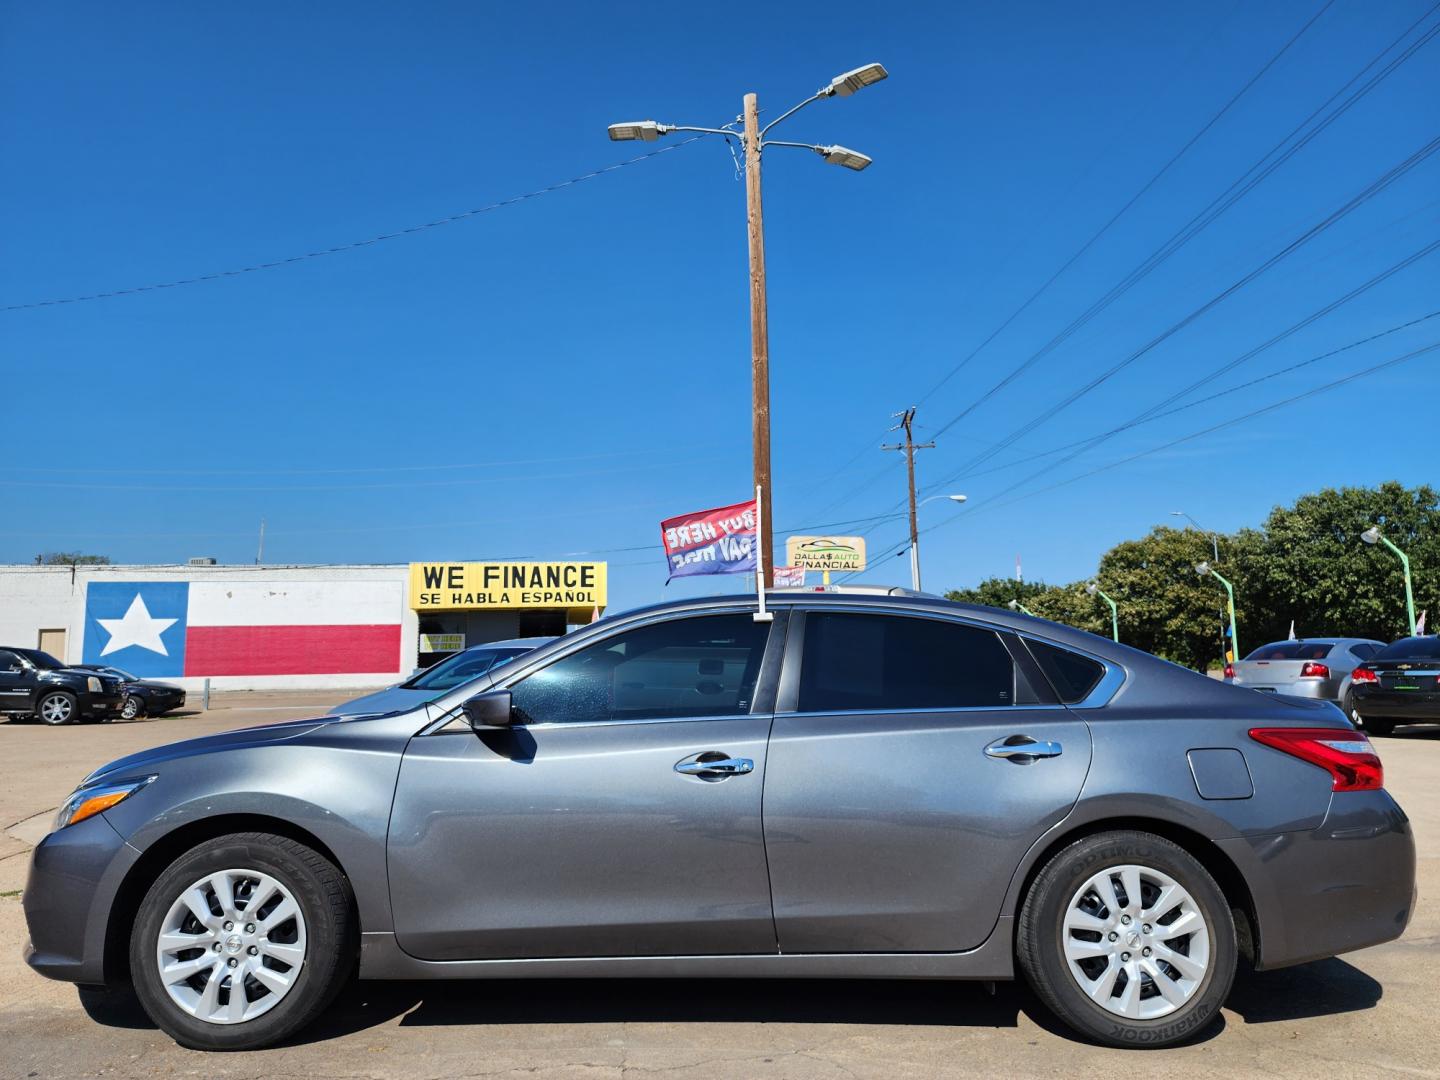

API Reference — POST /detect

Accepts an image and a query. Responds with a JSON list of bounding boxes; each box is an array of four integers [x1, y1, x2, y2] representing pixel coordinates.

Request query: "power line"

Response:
[[960, 307, 1440, 482], [840, 339, 1440, 582], [927, 134, 1440, 491], [928, 3, 1440, 449], [947, 236, 1440, 493], [1, 137, 705, 313], [913, 0, 1337, 408]]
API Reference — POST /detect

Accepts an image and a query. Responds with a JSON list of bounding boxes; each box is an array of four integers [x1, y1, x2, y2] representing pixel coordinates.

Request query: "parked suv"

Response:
[[0, 647, 125, 725]]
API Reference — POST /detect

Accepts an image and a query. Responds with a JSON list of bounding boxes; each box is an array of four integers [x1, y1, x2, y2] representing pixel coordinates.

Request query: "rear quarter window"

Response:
[[1375, 637, 1440, 661], [1025, 640, 1105, 704]]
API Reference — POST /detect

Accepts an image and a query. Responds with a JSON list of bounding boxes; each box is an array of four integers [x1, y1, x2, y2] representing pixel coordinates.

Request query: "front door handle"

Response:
[[985, 735, 1063, 762], [675, 752, 754, 780]]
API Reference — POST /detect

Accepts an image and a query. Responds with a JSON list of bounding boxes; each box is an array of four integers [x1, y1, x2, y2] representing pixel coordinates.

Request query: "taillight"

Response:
[[1351, 666, 1379, 684], [1223, 663, 1235, 679], [1249, 727, 1383, 791], [1299, 662, 1330, 678]]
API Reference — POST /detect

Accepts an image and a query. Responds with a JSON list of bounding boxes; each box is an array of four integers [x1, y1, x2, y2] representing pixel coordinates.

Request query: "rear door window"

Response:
[[796, 612, 1016, 712]]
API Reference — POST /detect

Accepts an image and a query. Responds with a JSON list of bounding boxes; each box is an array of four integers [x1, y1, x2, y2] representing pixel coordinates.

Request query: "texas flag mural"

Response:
[[82, 580, 402, 678]]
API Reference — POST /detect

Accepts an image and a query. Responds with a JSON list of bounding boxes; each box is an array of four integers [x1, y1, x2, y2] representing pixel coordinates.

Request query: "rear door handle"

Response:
[[675, 752, 754, 779], [985, 735, 1063, 762]]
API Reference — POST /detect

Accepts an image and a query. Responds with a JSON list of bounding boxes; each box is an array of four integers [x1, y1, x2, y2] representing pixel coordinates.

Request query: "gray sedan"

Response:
[[22, 589, 1415, 1051], [1225, 638, 1386, 714]]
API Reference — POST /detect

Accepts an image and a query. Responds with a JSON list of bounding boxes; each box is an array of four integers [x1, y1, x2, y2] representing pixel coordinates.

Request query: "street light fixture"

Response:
[[1196, 561, 1240, 661], [826, 63, 889, 97], [907, 493, 967, 591], [606, 64, 885, 585], [1360, 526, 1417, 635], [1085, 582, 1120, 642]]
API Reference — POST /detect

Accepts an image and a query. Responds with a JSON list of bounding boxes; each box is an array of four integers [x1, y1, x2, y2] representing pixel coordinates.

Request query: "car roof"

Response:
[[1248, 637, 1383, 647]]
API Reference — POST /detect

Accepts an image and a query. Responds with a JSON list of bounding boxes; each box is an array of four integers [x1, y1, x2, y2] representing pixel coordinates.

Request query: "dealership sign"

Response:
[[419, 633, 465, 652], [660, 499, 757, 579], [409, 562, 606, 615], [786, 535, 867, 572]]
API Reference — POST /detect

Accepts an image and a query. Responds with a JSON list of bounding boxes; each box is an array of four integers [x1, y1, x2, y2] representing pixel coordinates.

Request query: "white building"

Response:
[[0, 560, 606, 691]]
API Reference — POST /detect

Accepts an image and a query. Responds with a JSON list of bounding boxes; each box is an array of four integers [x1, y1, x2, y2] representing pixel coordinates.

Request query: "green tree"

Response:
[[1240, 482, 1438, 643], [34, 551, 111, 566]]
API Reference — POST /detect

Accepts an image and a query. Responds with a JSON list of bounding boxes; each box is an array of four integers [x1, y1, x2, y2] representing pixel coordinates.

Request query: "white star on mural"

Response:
[[97, 594, 177, 657]]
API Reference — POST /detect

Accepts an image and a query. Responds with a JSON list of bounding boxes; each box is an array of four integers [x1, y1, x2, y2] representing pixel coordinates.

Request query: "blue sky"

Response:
[[3, 1, 1437, 611]]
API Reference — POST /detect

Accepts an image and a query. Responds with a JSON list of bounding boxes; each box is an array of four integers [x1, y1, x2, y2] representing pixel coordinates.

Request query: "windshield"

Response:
[[21, 649, 64, 670], [1243, 642, 1334, 661], [105, 667, 137, 680], [406, 648, 524, 691], [1375, 637, 1440, 661]]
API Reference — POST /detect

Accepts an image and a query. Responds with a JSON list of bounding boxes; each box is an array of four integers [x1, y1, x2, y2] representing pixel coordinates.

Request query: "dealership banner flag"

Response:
[[660, 499, 757, 580]]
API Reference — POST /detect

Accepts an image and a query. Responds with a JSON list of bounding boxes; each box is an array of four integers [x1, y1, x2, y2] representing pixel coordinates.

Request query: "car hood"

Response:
[[330, 685, 433, 716], [125, 679, 183, 691], [81, 716, 338, 785]]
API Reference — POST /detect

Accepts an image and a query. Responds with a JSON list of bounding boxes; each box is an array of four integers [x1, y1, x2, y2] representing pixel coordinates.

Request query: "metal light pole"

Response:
[[1173, 511, 1223, 663], [903, 492, 967, 591], [609, 63, 887, 585], [1196, 561, 1239, 662], [1361, 526, 1417, 635], [1085, 582, 1120, 642]]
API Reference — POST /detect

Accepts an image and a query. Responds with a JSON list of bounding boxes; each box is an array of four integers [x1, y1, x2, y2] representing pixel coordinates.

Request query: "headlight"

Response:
[[52, 775, 156, 831], [86, 676, 103, 693]]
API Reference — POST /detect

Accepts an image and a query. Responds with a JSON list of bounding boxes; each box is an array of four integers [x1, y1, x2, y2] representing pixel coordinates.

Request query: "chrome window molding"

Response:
[[774, 703, 1075, 721], [427, 709, 759, 735]]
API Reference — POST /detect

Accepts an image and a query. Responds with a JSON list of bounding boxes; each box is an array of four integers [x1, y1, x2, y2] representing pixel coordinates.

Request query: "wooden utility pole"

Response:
[[742, 92, 774, 586], [883, 408, 935, 591]]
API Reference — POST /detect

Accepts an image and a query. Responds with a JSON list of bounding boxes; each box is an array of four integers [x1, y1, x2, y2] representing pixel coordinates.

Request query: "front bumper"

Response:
[[77, 691, 124, 718], [22, 812, 139, 985], [1353, 688, 1440, 721], [1219, 789, 1416, 970]]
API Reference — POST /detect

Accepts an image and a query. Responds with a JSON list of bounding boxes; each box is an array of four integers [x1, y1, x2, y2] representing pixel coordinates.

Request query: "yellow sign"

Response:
[[409, 562, 607, 618], [419, 633, 465, 652], [786, 536, 867, 572]]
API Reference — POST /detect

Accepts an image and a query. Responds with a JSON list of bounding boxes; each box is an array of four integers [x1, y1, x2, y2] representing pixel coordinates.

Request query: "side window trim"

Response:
[[780, 606, 1030, 716]]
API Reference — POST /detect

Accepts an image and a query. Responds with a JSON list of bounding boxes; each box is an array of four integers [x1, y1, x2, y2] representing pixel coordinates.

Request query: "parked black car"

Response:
[[0, 648, 125, 725], [78, 666, 186, 720], [1350, 636, 1440, 735]]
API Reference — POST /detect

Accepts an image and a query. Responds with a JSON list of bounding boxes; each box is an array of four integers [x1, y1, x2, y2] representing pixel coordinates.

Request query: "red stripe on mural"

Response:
[[183, 624, 401, 676]]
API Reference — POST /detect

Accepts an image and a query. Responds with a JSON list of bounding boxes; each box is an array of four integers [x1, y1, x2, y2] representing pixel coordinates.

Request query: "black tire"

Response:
[[36, 690, 77, 726], [120, 695, 144, 720], [128, 832, 355, 1051], [1018, 830, 1236, 1048], [1363, 716, 1396, 737], [1341, 692, 1356, 723]]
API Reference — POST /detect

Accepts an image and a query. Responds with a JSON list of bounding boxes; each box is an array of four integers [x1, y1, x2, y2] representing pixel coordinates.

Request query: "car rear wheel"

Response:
[[1018, 830, 1236, 1048], [120, 696, 144, 720], [36, 691, 77, 726], [129, 832, 355, 1051]]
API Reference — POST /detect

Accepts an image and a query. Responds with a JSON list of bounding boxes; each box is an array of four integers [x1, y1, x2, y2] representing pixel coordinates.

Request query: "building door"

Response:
[[36, 629, 66, 661]]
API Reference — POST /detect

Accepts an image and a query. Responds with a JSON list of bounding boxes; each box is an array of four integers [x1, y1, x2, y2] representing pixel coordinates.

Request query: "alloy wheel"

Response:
[[154, 868, 307, 1025], [39, 695, 73, 724], [121, 697, 140, 720], [1061, 863, 1211, 1020]]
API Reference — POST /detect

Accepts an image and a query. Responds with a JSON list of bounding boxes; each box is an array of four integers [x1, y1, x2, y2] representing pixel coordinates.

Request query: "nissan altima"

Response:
[[22, 588, 1415, 1050]]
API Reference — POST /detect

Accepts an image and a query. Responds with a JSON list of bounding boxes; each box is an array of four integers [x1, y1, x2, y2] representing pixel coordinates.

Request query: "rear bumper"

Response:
[[1219, 789, 1416, 970], [22, 813, 138, 985], [1352, 689, 1440, 720]]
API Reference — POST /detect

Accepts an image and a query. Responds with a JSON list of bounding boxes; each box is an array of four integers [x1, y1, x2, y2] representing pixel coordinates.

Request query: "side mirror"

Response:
[[462, 688, 514, 730]]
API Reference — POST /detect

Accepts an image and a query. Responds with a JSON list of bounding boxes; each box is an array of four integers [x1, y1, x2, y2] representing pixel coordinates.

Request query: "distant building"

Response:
[[0, 560, 606, 691]]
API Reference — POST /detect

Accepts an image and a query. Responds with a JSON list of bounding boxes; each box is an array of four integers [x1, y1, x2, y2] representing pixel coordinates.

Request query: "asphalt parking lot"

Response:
[[1, 697, 1436, 1079]]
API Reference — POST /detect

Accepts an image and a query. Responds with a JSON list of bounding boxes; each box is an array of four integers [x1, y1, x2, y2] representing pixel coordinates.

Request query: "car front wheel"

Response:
[[129, 832, 355, 1050], [1017, 830, 1236, 1048], [120, 696, 144, 720], [36, 691, 77, 726]]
